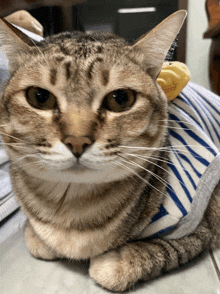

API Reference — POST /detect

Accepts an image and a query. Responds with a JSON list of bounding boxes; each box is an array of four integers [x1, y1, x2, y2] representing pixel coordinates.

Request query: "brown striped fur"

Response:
[[1, 11, 219, 292]]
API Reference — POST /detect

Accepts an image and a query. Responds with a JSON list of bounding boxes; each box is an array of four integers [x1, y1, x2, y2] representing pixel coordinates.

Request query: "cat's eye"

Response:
[[103, 89, 136, 112], [26, 87, 57, 110]]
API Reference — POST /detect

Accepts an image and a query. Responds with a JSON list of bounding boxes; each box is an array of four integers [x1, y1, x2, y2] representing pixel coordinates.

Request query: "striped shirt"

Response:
[[140, 82, 220, 240]]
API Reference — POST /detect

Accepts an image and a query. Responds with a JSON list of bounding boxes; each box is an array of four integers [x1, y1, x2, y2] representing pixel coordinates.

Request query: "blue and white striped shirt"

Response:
[[140, 82, 220, 239]]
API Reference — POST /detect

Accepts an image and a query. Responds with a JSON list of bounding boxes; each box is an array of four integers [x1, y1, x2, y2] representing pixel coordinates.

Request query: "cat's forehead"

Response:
[[42, 32, 127, 59]]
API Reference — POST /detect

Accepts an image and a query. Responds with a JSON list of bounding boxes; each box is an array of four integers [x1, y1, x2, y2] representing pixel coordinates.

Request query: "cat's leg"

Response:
[[89, 219, 212, 292], [24, 220, 59, 260], [90, 183, 220, 292]]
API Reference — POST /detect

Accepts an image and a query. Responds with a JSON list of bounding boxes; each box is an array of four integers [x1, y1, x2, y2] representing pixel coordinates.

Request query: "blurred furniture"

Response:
[[81, 0, 188, 62], [204, 0, 220, 95], [5, 10, 44, 36], [0, 0, 85, 36]]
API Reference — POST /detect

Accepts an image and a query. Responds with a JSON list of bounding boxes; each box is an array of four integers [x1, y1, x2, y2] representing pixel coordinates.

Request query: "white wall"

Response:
[[186, 0, 211, 90]]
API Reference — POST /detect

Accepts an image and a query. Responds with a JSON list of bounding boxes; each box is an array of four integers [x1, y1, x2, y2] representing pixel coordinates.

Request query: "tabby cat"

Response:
[[1, 10, 220, 292]]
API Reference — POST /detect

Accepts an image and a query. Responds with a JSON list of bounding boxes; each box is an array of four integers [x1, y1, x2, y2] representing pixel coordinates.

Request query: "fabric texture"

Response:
[[0, 136, 19, 221], [140, 82, 220, 239]]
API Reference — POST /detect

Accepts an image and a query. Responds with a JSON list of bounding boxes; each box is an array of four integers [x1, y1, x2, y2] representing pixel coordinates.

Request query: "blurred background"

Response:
[[0, 0, 217, 93]]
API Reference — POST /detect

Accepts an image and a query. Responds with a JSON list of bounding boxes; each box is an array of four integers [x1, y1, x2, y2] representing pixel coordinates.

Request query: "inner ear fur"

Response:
[[131, 10, 187, 79], [0, 18, 35, 73]]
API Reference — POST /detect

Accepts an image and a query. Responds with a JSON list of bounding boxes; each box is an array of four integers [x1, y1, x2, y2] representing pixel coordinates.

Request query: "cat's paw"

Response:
[[89, 249, 141, 292], [24, 221, 59, 260]]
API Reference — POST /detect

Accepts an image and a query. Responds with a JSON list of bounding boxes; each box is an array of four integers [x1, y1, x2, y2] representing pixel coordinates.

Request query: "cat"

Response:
[[1, 10, 220, 292]]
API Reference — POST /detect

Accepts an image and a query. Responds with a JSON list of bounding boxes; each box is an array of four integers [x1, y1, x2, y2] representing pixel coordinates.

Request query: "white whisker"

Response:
[[27, 38, 49, 67], [123, 151, 214, 195], [0, 131, 26, 143], [119, 155, 169, 188], [0, 143, 34, 151], [160, 119, 197, 126], [159, 125, 194, 131], [119, 144, 210, 151], [124, 152, 188, 186], [115, 156, 167, 198]]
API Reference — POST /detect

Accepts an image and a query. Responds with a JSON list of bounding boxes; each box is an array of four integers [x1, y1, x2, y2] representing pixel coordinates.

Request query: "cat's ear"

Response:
[[131, 10, 187, 79], [0, 18, 34, 74]]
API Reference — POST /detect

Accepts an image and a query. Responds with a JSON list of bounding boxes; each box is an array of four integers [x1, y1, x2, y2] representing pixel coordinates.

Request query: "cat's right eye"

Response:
[[26, 87, 57, 110]]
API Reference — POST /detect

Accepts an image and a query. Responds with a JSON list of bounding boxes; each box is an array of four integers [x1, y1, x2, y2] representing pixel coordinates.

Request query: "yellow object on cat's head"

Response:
[[157, 61, 190, 101]]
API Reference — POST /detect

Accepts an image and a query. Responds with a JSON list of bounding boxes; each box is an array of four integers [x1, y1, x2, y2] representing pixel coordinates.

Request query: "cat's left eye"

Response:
[[103, 89, 136, 112], [26, 87, 57, 110]]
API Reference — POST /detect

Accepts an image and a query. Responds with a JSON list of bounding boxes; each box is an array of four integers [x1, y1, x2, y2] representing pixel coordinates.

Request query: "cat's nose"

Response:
[[63, 136, 92, 158]]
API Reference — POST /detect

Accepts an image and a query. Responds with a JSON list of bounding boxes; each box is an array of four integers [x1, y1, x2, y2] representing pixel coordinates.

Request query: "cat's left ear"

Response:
[[0, 18, 35, 74], [131, 10, 187, 79]]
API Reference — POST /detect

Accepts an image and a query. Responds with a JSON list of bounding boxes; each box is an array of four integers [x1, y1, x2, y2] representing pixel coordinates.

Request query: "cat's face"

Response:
[[0, 12, 186, 184]]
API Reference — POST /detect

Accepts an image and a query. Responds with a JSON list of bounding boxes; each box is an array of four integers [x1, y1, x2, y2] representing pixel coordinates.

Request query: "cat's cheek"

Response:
[[89, 250, 141, 292]]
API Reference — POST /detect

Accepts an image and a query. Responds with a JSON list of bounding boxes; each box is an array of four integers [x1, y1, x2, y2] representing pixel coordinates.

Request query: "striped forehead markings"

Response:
[[49, 62, 72, 85], [64, 62, 71, 80], [49, 55, 109, 86], [101, 69, 109, 86], [50, 68, 57, 85], [58, 44, 71, 56], [87, 57, 110, 86], [55, 56, 65, 62], [87, 57, 104, 80]]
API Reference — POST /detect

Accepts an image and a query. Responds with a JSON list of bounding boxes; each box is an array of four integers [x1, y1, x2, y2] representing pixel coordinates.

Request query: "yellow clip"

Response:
[[157, 61, 190, 101]]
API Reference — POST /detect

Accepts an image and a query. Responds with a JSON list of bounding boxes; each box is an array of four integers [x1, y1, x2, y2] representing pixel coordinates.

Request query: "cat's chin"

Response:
[[24, 160, 132, 184]]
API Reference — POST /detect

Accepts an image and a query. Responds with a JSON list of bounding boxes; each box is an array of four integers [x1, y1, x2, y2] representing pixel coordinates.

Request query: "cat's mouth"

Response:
[[66, 161, 94, 172]]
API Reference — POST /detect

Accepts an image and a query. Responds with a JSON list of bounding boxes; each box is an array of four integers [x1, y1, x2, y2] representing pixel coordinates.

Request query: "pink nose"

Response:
[[63, 136, 92, 158]]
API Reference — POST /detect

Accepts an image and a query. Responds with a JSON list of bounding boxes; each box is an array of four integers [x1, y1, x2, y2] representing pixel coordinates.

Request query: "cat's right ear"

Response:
[[0, 18, 34, 74]]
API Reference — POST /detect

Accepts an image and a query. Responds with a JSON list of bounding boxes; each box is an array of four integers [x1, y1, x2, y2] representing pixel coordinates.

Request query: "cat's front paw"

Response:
[[24, 221, 59, 260], [89, 249, 141, 292]]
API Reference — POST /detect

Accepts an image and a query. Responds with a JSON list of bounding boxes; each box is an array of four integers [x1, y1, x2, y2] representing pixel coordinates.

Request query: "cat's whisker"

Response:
[[159, 119, 197, 126], [12, 153, 39, 162], [26, 37, 49, 67], [120, 143, 213, 151], [0, 143, 34, 151], [118, 155, 169, 188], [122, 148, 201, 158], [158, 124, 195, 131], [0, 142, 26, 145], [119, 144, 207, 151], [115, 155, 168, 199], [119, 154, 201, 211], [119, 145, 165, 150], [0, 131, 27, 143], [160, 119, 200, 129], [124, 152, 187, 185], [112, 161, 139, 182], [13, 157, 46, 168], [19, 159, 42, 165], [123, 152, 215, 195], [122, 152, 180, 168], [121, 147, 213, 166], [126, 153, 172, 166], [113, 160, 164, 196]]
